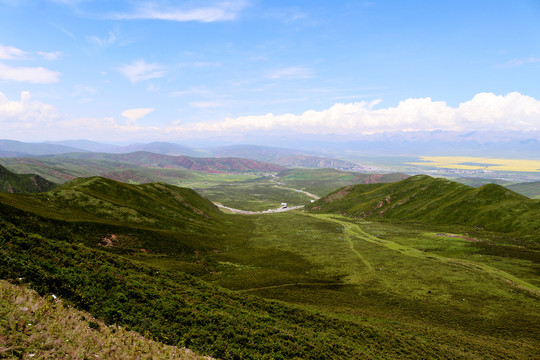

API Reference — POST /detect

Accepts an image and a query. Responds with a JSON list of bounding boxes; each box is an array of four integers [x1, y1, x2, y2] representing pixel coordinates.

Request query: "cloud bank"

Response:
[[176, 92, 540, 135], [1, 91, 539, 141], [0, 91, 59, 125]]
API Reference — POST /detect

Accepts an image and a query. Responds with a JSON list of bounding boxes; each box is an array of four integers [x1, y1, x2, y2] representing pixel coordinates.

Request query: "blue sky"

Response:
[[0, 0, 539, 143]]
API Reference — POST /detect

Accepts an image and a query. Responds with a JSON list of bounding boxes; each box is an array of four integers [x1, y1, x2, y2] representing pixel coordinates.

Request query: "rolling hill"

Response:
[[0, 164, 57, 193], [307, 174, 540, 236], [213, 144, 373, 171], [276, 168, 409, 197], [1, 175, 538, 358], [49, 152, 286, 173], [273, 154, 371, 171], [0, 177, 231, 252], [212, 144, 310, 162], [0, 177, 477, 359], [0, 152, 285, 185], [507, 180, 540, 199]]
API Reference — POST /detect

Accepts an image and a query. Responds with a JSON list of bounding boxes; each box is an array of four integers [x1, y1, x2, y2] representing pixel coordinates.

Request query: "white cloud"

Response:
[[0, 91, 59, 124], [118, 60, 165, 84], [0, 62, 60, 83], [0, 44, 28, 60], [38, 51, 63, 60], [0, 91, 160, 141], [112, 1, 248, 22], [172, 92, 540, 135], [121, 108, 154, 124], [498, 57, 540, 68], [266, 66, 314, 80], [2, 91, 539, 142], [87, 31, 117, 47]]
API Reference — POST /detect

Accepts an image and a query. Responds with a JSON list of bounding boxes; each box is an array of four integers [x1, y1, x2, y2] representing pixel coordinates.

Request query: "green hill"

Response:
[[0, 176, 241, 257], [507, 180, 540, 199], [307, 174, 540, 237], [276, 168, 409, 196], [0, 164, 57, 193]]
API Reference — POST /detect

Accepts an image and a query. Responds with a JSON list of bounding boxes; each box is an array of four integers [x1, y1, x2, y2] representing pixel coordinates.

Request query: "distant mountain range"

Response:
[[49, 152, 286, 173], [0, 152, 286, 184], [212, 144, 376, 171], [0, 139, 88, 157], [1, 140, 373, 171]]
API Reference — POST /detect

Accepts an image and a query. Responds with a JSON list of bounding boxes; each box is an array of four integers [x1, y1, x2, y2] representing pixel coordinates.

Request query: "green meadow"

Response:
[[0, 174, 538, 358]]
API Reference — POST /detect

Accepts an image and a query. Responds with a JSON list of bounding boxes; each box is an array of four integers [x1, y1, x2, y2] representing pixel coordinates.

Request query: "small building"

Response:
[[280, 203, 287, 208]]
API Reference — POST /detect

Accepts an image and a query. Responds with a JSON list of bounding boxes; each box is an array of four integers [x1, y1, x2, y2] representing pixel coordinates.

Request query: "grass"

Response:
[[195, 177, 313, 211], [507, 180, 540, 199], [187, 211, 539, 359], [0, 280, 208, 359], [0, 164, 57, 193], [1, 175, 539, 358], [275, 168, 408, 197], [307, 175, 540, 238]]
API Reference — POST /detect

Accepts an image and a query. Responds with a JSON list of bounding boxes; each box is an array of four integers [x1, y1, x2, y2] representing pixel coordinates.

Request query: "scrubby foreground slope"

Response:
[[0, 280, 208, 359], [0, 218, 485, 359]]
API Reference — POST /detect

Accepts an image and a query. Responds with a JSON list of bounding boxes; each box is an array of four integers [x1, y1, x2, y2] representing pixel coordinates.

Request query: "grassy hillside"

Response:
[[0, 176, 245, 258], [276, 168, 409, 196], [195, 176, 313, 211], [0, 164, 57, 193], [507, 180, 540, 199], [1, 217, 486, 359], [1, 175, 538, 358], [452, 177, 515, 188], [307, 174, 540, 238], [0, 280, 208, 359]]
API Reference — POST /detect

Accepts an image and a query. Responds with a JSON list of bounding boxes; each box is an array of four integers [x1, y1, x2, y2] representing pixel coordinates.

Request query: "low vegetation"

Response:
[[0, 174, 538, 358], [307, 174, 540, 238], [276, 168, 408, 197], [0, 280, 208, 359], [0, 165, 57, 193]]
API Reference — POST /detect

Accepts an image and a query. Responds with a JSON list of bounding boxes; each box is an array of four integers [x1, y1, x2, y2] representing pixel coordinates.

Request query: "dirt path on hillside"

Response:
[[309, 214, 540, 297], [273, 184, 321, 200], [238, 282, 345, 292], [214, 179, 318, 214], [215, 203, 305, 215]]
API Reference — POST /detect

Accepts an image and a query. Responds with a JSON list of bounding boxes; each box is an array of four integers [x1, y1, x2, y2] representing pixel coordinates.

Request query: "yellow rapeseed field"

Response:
[[408, 156, 540, 172]]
